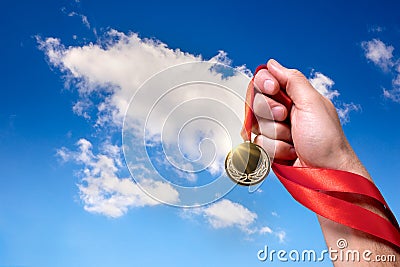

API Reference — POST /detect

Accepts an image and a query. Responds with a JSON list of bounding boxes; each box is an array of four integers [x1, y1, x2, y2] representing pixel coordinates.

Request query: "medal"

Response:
[[225, 142, 270, 186]]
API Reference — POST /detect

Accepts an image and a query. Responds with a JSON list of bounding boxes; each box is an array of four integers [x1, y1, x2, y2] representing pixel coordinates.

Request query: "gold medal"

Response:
[[225, 142, 270, 186]]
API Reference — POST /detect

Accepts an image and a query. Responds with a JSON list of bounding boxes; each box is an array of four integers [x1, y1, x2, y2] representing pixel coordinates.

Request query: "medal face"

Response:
[[225, 142, 270, 186]]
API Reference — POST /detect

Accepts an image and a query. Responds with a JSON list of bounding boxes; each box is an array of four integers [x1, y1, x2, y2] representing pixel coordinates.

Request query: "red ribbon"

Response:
[[245, 64, 400, 248]]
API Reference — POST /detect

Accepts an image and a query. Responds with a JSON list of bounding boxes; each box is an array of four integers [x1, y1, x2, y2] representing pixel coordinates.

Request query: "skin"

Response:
[[249, 59, 399, 266]]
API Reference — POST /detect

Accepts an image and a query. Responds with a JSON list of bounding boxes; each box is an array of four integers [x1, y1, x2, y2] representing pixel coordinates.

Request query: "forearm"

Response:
[[318, 216, 399, 266], [318, 151, 399, 266]]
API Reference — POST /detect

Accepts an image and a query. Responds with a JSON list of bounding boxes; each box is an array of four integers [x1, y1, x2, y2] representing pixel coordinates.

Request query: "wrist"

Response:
[[336, 141, 372, 181]]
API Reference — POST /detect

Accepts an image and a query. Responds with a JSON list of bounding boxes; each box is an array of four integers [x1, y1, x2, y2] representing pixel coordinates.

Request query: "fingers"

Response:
[[254, 69, 281, 95], [253, 67, 292, 119], [253, 92, 288, 121], [241, 114, 292, 143], [253, 117, 292, 143], [266, 59, 307, 89], [266, 59, 321, 106], [254, 134, 297, 161]]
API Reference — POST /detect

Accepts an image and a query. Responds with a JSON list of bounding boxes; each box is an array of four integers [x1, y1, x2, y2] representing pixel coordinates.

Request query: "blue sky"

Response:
[[1, 0, 400, 266]]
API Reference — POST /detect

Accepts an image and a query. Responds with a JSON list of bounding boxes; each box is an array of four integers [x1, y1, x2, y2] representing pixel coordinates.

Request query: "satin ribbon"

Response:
[[244, 64, 400, 248]]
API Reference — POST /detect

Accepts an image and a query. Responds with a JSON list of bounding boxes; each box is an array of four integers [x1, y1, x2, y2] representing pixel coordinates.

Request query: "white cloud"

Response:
[[383, 87, 400, 102], [394, 65, 400, 87], [72, 99, 92, 119], [37, 30, 214, 128], [57, 138, 179, 218], [361, 38, 400, 103], [385, 92, 400, 103], [181, 199, 286, 242], [69, 12, 91, 29], [308, 71, 360, 123], [259, 226, 273, 234], [369, 26, 384, 33], [275, 230, 286, 243], [61, 7, 91, 29], [308, 72, 339, 100], [361, 39, 394, 71], [202, 199, 257, 232], [336, 103, 361, 123], [385, 63, 400, 102], [37, 29, 250, 207]]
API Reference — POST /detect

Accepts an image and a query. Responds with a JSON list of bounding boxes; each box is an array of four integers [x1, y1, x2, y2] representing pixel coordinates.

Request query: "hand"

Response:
[[251, 59, 368, 178], [250, 59, 400, 266]]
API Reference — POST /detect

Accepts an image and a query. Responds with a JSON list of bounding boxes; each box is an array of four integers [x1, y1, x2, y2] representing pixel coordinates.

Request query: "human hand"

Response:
[[250, 59, 368, 177], [249, 59, 400, 266]]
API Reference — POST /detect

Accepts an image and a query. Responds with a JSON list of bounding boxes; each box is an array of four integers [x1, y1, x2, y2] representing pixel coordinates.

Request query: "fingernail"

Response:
[[269, 59, 282, 68], [271, 106, 284, 120], [263, 79, 274, 94]]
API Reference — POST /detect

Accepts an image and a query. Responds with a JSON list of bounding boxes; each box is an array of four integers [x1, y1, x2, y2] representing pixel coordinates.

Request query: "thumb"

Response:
[[266, 59, 321, 106]]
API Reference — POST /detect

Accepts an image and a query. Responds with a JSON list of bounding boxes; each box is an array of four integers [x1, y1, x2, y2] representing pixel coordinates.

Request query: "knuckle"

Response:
[[287, 68, 309, 90], [254, 134, 268, 145], [276, 123, 291, 142], [253, 134, 263, 146], [275, 142, 296, 160], [288, 68, 306, 79]]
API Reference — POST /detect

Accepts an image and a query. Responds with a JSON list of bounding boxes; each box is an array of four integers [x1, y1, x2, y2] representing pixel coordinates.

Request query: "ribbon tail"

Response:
[[272, 163, 400, 248]]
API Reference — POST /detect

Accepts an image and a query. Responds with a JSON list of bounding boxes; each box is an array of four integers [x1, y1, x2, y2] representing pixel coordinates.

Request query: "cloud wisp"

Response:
[[309, 71, 360, 123], [361, 38, 394, 71], [361, 38, 400, 102], [180, 199, 286, 242]]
